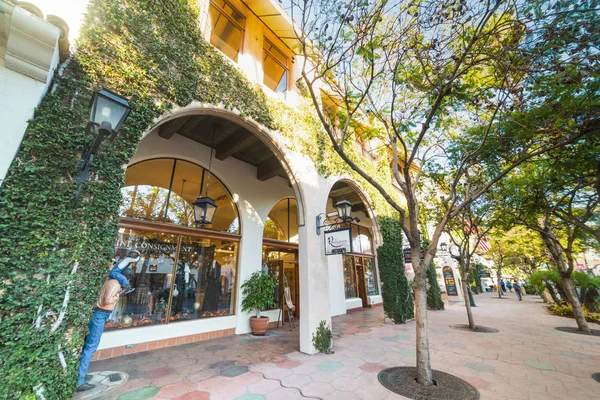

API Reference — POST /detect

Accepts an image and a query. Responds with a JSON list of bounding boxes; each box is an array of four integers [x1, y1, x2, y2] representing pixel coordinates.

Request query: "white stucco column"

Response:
[[297, 201, 332, 354]]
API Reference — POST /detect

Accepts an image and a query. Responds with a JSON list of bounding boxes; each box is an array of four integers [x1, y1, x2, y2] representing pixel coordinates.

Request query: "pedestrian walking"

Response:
[[513, 280, 522, 301], [506, 280, 513, 293], [500, 279, 506, 293], [520, 280, 526, 296]]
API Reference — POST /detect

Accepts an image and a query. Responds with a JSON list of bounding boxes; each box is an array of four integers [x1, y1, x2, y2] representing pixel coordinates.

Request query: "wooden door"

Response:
[[355, 259, 367, 308]]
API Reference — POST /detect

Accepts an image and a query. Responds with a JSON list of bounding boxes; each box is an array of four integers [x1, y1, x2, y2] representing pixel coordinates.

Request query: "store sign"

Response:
[[325, 228, 352, 255], [443, 266, 458, 296], [115, 239, 195, 254]]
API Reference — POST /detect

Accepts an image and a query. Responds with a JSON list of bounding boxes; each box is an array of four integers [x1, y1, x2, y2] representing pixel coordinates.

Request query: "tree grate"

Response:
[[378, 367, 480, 400]]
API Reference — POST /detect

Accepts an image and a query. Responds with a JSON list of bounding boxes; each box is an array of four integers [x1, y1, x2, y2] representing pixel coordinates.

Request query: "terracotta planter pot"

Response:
[[249, 316, 269, 336]]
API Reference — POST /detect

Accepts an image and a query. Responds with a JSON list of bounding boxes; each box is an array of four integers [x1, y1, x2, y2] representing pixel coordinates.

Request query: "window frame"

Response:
[[120, 157, 241, 234], [209, 0, 246, 61], [263, 38, 289, 93]]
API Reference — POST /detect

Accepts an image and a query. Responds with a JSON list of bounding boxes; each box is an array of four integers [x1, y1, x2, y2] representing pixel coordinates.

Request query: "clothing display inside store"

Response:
[[105, 229, 238, 331]]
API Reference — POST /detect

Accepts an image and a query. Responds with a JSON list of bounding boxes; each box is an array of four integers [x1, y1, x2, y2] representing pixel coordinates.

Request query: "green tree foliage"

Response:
[[377, 217, 414, 323], [291, 0, 598, 384]]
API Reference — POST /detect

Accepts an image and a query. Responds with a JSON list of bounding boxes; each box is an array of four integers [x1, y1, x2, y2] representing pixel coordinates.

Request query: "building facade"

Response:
[[0, 0, 393, 363]]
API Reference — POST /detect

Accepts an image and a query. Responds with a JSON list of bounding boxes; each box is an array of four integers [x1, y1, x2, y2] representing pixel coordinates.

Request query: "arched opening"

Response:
[[100, 108, 306, 347], [326, 180, 383, 315]]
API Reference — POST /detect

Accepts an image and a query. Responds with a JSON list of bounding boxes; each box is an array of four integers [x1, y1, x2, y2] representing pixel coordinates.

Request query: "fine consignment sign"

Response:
[[324, 228, 352, 255]]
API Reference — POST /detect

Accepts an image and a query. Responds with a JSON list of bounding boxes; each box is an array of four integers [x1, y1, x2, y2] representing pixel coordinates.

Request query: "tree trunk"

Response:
[[545, 282, 560, 304], [554, 280, 568, 303], [561, 275, 591, 333], [496, 267, 502, 298], [540, 230, 590, 332], [412, 247, 433, 386], [461, 266, 475, 329]]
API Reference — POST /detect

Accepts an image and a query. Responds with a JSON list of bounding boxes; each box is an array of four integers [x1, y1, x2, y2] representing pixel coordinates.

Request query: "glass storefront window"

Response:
[[263, 198, 298, 243], [349, 224, 373, 255], [262, 246, 297, 310], [120, 158, 239, 233], [209, 0, 245, 62], [169, 237, 237, 321], [106, 229, 180, 330], [343, 256, 357, 298], [363, 257, 379, 295], [120, 159, 175, 223], [105, 228, 239, 331]]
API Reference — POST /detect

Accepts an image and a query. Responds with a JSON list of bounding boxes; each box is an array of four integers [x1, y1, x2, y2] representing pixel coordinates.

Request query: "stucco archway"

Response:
[[141, 102, 306, 228]]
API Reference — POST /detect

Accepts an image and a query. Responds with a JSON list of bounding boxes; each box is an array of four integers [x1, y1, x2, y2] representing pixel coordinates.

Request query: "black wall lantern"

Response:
[[440, 242, 448, 252], [74, 88, 131, 202], [335, 200, 353, 221], [316, 199, 361, 235]]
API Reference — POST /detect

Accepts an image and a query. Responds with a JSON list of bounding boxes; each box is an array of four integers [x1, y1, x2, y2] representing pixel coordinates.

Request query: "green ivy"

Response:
[[421, 237, 444, 310], [0, 0, 412, 397], [426, 262, 445, 310], [377, 217, 414, 323]]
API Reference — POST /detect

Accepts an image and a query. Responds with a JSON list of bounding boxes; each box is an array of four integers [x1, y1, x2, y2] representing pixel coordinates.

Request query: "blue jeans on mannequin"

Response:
[[108, 265, 130, 288], [77, 310, 111, 387]]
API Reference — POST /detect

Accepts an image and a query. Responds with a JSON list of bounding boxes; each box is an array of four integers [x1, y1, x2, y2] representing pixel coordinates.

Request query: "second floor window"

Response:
[[209, 0, 245, 62], [263, 39, 288, 93]]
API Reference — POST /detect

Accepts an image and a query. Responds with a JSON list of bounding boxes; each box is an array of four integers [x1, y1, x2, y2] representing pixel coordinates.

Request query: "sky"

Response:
[[33, 0, 89, 42]]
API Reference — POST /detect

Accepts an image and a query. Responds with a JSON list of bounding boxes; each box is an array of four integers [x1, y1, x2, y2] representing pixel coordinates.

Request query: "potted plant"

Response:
[[241, 271, 276, 335]]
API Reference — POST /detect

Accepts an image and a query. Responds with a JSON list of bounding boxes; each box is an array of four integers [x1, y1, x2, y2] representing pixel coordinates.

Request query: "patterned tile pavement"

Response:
[[88, 292, 600, 399]]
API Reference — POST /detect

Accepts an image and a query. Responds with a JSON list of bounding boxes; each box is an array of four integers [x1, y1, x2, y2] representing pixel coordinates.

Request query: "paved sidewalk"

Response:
[[89, 292, 600, 400]]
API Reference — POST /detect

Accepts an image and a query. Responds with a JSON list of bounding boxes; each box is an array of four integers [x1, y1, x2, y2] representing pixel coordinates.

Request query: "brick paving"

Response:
[[88, 292, 600, 399]]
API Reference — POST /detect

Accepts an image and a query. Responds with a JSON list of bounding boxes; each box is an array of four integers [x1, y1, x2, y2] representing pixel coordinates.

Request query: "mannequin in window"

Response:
[[172, 261, 190, 316], [201, 246, 221, 313]]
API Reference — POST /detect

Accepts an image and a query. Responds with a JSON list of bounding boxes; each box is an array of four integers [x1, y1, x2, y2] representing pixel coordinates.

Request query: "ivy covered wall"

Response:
[[377, 217, 414, 323], [0, 1, 412, 397]]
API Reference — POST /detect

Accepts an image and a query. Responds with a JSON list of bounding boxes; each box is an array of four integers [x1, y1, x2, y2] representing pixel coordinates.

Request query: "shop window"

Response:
[[209, 0, 245, 62], [343, 256, 358, 298], [262, 247, 297, 310], [263, 198, 298, 243], [263, 39, 288, 93], [105, 228, 238, 331], [106, 229, 182, 330], [169, 236, 237, 321], [349, 224, 373, 255], [120, 159, 175, 224], [363, 257, 379, 295], [120, 158, 239, 234]]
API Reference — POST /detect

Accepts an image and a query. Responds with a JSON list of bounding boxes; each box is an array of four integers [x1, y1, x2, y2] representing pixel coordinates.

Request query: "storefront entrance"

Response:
[[262, 245, 299, 321], [343, 255, 377, 308]]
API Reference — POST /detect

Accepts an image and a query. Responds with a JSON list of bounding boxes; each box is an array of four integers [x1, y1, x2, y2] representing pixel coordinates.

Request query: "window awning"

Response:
[[243, 0, 299, 51]]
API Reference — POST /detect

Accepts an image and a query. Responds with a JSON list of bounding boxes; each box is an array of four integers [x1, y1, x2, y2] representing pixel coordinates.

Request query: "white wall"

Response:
[[0, 6, 61, 185], [327, 254, 346, 316]]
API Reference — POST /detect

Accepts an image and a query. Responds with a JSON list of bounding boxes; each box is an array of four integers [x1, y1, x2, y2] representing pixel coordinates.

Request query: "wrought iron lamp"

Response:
[[74, 88, 131, 202], [440, 242, 448, 252], [316, 199, 360, 235]]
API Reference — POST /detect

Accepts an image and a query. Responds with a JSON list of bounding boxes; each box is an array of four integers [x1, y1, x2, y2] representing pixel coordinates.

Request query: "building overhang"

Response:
[[242, 0, 299, 51]]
